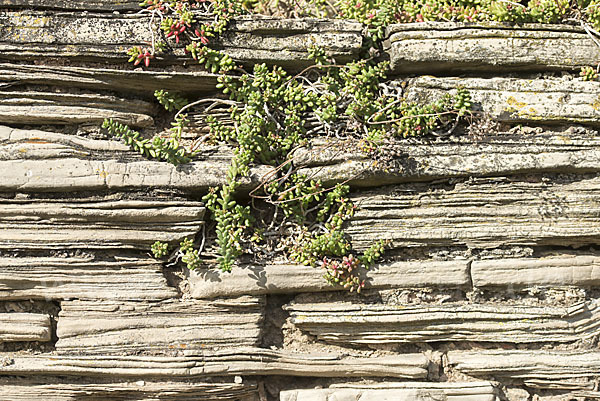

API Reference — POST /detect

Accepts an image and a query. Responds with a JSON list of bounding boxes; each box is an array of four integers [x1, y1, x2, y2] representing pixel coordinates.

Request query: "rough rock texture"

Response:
[[386, 22, 600, 74]]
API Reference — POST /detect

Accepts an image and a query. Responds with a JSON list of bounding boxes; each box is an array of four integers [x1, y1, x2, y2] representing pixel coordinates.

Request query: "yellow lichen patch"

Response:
[[506, 96, 527, 110], [592, 97, 600, 111]]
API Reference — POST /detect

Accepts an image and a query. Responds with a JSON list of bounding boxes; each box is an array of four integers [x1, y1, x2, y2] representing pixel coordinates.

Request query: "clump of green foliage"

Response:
[[151, 241, 170, 258], [127, 0, 475, 291], [580, 65, 599, 80]]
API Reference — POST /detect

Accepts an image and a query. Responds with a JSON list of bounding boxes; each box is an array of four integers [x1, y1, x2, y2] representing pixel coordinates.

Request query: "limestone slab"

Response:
[[285, 299, 600, 344], [404, 76, 600, 127], [0, 88, 155, 127], [0, 378, 259, 401], [281, 382, 499, 401], [0, 63, 219, 94], [386, 22, 600, 74], [0, 0, 141, 11], [448, 349, 600, 389], [0, 199, 204, 250], [0, 313, 51, 342], [346, 175, 600, 251], [472, 254, 600, 288], [189, 260, 470, 298], [0, 348, 428, 378], [55, 297, 265, 354], [0, 12, 362, 66], [296, 132, 600, 187], [0, 256, 177, 301], [0, 125, 272, 192]]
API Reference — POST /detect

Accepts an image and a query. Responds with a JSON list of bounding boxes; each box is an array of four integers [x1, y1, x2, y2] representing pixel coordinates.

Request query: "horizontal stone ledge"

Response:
[[405, 76, 600, 127], [0, 348, 428, 379], [345, 175, 600, 251], [295, 131, 600, 187], [0, 63, 220, 94], [0, 198, 204, 250], [0, 87, 155, 127], [0, 12, 362, 67], [0, 125, 272, 192], [472, 254, 600, 288], [0, 313, 51, 342], [56, 297, 265, 355], [0, 256, 177, 301], [0, 377, 259, 401], [386, 22, 600, 74], [189, 260, 470, 299], [448, 349, 600, 386], [0, 0, 141, 11], [285, 299, 600, 344], [281, 382, 499, 401]]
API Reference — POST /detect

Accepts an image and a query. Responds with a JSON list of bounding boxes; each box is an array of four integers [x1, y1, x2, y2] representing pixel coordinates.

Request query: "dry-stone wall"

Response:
[[1, 1, 600, 400]]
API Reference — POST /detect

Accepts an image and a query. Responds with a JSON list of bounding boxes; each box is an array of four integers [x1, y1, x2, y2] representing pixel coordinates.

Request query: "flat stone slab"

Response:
[[0, 125, 272, 192], [295, 131, 600, 187], [0, 63, 220, 95], [0, 377, 260, 401], [472, 253, 600, 288], [285, 299, 600, 344], [56, 297, 265, 354], [0, 313, 51, 342], [0, 0, 141, 11], [0, 12, 362, 67], [404, 76, 600, 127], [281, 382, 499, 401], [448, 349, 600, 391], [0, 256, 177, 301], [386, 22, 600, 74], [0, 348, 428, 378], [0, 87, 155, 127], [0, 198, 204, 250], [189, 260, 470, 299], [346, 175, 600, 251]]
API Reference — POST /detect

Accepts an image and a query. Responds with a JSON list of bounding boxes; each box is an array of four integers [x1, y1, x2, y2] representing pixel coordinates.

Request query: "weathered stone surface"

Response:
[[55, 297, 264, 354], [0, 313, 51, 342], [285, 299, 600, 344], [0, 378, 259, 401], [0, 87, 155, 127], [0, 63, 219, 94], [0, 198, 204, 250], [405, 76, 600, 127], [0, 12, 362, 66], [346, 175, 600, 251], [472, 254, 600, 288], [0, 0, 141, 11], [448, 350, 600, 389], [189, 260, 470, 298], [0, 125, 272, 192], [281, 382, 499, 401], [386, 22, 600, 74], [0, 256, 177, 301], [295, 132, 600, 187], [0, 348, 428, 378]]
